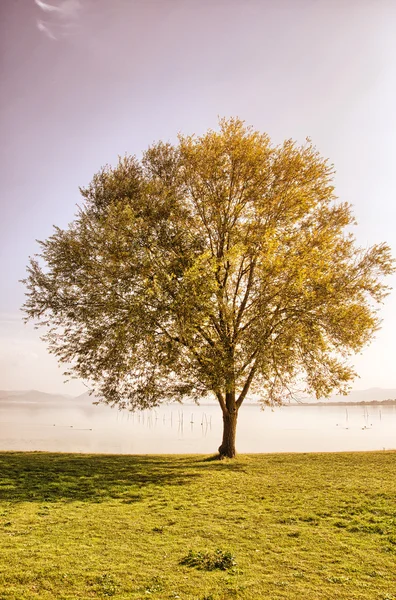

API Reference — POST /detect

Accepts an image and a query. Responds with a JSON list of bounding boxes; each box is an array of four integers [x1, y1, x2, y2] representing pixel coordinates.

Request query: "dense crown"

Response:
[[23, 119, 394, 411]]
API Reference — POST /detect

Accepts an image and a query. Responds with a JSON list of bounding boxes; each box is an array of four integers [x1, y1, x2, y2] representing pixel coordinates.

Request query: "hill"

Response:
[[312, 387, 396, 405], [0, 390, 77, 404], [1, 387, 396, 406]]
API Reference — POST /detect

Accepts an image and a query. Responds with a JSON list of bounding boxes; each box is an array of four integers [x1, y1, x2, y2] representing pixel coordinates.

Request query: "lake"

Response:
[[1, 401, 395, 454]]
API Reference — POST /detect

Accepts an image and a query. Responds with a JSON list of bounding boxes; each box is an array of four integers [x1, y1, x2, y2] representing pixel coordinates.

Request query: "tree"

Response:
[[22, 118, 394, 458]]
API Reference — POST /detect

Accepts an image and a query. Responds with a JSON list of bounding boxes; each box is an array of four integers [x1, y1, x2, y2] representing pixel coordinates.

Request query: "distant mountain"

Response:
[[1, 387, 395, 406], [0, 390, 76, 404], [73, 391, 102, 403], [306, 388, 396, 405]]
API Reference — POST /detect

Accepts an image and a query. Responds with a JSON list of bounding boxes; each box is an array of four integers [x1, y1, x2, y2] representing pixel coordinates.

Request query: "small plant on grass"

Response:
[[180, 549, 236, 571], [93, 573, 117, 597], [145, 576, 164, 593]]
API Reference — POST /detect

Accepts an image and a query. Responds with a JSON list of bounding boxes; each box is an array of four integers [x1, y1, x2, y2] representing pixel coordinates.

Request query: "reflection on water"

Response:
[[0, 401, 395, 454]]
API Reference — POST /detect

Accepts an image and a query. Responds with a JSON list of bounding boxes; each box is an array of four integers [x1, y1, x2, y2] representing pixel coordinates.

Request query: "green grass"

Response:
[[0, 451, 395, 600]]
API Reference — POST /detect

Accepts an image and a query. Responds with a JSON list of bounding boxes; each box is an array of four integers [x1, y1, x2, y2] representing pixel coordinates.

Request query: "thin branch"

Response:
[[215, 389, 226, 412], [195, 325, 217, 349], [236, 361, 258, 408], [233, 257, 257, 338]]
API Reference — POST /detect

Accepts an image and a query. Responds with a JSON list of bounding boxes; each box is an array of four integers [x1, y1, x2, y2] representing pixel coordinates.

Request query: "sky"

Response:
[[1, 0, 396, 395]]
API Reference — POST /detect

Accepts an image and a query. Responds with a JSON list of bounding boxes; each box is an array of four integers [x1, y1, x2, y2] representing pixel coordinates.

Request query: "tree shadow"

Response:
[[0, 452, 247, 504], [0, 452, 207, 504]]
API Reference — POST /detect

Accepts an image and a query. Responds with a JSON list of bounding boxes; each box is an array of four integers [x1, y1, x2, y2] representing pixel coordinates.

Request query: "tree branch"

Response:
[[233, 257, 256, 338], [236, 361, 258, 408]]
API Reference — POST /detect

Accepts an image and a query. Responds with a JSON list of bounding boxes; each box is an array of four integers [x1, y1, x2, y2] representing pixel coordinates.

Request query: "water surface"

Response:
[[0, 401, 395, 454]]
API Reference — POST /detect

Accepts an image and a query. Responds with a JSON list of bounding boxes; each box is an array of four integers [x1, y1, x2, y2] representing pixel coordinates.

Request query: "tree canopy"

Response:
[[23, 118, 395, 457]]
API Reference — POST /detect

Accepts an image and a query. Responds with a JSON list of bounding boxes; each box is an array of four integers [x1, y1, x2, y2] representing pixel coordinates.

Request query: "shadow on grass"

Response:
[[0, 453, 200, 503], [0, 452, 245, 504]]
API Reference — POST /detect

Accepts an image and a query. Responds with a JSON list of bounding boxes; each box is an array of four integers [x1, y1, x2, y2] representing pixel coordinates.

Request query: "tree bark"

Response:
[[218, 408, 238, 458]]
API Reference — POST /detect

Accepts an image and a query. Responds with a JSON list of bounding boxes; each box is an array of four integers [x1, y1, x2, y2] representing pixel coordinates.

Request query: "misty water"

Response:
[[1, 401, 395, 454]]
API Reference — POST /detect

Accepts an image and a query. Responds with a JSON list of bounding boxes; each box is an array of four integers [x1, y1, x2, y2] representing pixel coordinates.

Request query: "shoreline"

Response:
[[1, 448, 395, 457]]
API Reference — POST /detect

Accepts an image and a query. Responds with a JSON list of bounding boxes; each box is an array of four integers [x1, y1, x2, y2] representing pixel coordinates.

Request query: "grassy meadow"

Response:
[[0, 451, 395, 600]]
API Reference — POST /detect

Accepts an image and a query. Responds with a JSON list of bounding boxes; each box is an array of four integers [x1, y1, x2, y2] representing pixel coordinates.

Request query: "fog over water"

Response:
[[1, 401, 395, 455]]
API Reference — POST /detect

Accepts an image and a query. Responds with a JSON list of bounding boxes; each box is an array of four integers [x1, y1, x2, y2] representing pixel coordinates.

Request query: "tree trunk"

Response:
[[218, 409, 238, 458]]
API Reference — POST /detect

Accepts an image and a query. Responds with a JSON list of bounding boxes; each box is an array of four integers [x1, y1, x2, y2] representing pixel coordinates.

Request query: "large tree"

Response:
[[23, 119, 394, 457]]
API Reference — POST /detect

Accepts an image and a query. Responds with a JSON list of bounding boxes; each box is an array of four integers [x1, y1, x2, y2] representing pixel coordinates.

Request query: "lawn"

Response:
[[0, 451, 395, 600]]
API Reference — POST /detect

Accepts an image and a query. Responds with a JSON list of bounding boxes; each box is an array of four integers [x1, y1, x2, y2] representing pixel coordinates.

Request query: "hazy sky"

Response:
[[1, 0, 396, 395]]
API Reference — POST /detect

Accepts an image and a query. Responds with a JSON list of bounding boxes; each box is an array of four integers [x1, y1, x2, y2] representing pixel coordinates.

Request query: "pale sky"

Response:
[[1, 0, 395, 395]]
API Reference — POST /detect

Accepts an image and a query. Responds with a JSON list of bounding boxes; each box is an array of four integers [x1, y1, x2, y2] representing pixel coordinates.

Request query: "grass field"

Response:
[[0, 451, 395, 600]]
